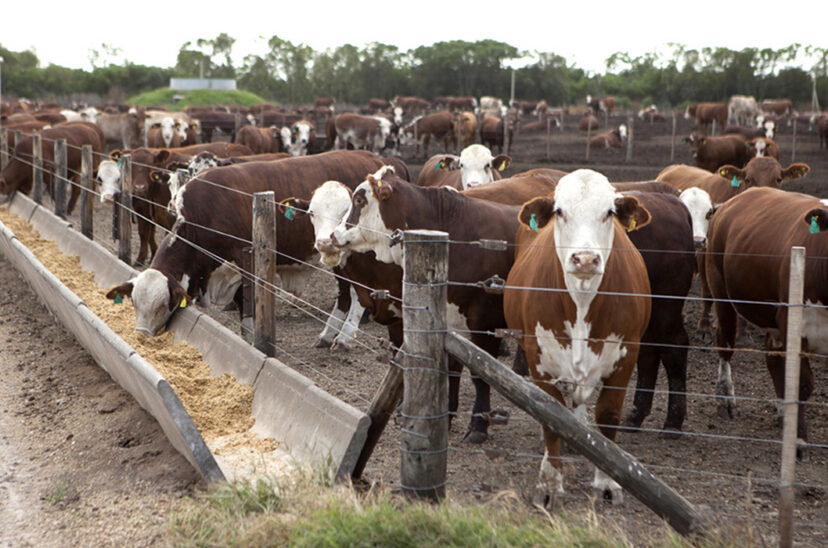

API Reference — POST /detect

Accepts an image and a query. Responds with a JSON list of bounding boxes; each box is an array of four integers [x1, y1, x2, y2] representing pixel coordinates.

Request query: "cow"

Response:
[[234, 125, 288, 154], [589, 124, 627, 149], [452, 111, 478, 150], [816, 114, 828, 148], [747, 137, 780, 159], [578, 113, 600, 131], [0, 123, 104, 215], [511, 100, 540, 116], [314, 97, 336, 109], [586, 95, 616, 116], [368, 98, 392, 113], [683, 132, 749, 172], [146, 117, 181, 148], [685, 102, 728, 134], [761, 99, 794, 118], [287, 119, 315, 156], [97, 111, 145, 149], [32, 110, 67, 125], [477, 96, 506, 118], [416, 144, 511, 190], [334, 113, 390, 153], [446, 96, 477, 112], [518, 118, 559, 134], [727, 95, 760, 126], [105, 150, 389, 338], [1, 121, 51, 148], [191, 110, 244, 142], [109, 142, 255, 264], [329, 166, 523, 442], [724, 122, 775, 140], [705, 187, 825, 453], [638, 105, 666, 122], [504, 169, 651, 505], [479, 115, 514, 154], [392, 96, 430, 115], [399, 111, 455, 157]]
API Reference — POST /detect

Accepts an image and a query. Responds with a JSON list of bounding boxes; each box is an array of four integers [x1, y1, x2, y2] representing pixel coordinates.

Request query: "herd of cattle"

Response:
[[1, 93, 826, 506]]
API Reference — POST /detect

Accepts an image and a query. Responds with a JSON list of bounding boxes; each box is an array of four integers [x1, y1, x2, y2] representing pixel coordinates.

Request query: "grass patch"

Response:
[[127, 88, 268, 110], [43, 478, 79, 507], [167, 475, 759, 548]]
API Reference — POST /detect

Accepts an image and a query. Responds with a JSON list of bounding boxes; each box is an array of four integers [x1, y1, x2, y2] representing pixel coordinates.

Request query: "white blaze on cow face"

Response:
[[457, 144, 498, 189], [160, 117, 176, 147], [176, 120, 189, 141], [130, 269, 178, 336], [280, 126, 293, 150], [290, 121, 313, 156], [393, 106, 403, 126], [763, 120, 776, 139], [308, 180, 354, 266], [96, 160, 121, 203], [754, 139, 768, 157], [332, 165, 400, 264], [617, 124, 628, 140], [678, 187, 714, 249]]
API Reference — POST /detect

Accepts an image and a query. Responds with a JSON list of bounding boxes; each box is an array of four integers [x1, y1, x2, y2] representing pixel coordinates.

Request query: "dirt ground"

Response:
[[1, 111, 827, 546]]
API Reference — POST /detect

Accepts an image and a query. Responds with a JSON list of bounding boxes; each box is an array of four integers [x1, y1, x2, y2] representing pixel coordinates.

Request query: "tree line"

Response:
[[2, 37, 827, 109]]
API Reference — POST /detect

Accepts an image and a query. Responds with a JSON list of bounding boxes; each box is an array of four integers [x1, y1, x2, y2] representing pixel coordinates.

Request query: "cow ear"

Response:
[[110, 150, 122, 161], [168, 279, 190, 312], [106, 281, 134, 300], [518, 197, 556, 232], [435, 156, 455, 171], [277, 198, 310, 219], [718, 165, 745, 185], [149, 170, 163, 183], [707, 203, 723, 220], [155, 150, 170, 164], [614, 195, 651, 232], [781, 163, 810, 182], [804, 209, 828, 233], [492, 155, 511, 172], [369, 176, 394, 201]]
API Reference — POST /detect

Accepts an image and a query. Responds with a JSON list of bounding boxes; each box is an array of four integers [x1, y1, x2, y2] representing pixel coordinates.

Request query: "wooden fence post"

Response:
[[234, 111, 243, 137], [546, 117, 552, 161], [585, 123, 592, 161], [0, 128, 7, 171], [80, 145, 94, 239], [118, 155, 132, 265], [32, 133, 43, 205], [401, 229, 448, 502], [791, 118, 798, 163], [670, 112, 677, 163], [53, 138, 68, 219], [625, 114, 634, 163], [253, 191, 277, 356], [779, 246, 805, 548]]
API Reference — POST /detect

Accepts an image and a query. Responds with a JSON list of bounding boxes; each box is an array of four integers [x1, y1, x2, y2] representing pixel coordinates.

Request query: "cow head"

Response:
[[160, 117, 177, 147], [718, 158, 810, 190], [290, 120, 314, 155], [518, 169, 651, 288], [188, 152, 222, 177], [449, 144, 511, 189], [393, 106, 404, 126], [331, 165, 402, 264], [617, 124, 628, 140], [678, 187, 716, 249], [762, 120, 776, 139], [96, 160, 121, 203], [282, 180, 352, 267], [105, 269, 190, 337]]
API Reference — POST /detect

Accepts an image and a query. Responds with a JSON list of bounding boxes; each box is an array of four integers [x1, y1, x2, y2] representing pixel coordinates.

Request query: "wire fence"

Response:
[[1, 124, 826, 540]]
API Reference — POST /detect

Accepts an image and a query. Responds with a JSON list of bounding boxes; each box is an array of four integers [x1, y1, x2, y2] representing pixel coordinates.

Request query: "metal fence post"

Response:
[[400, 229, 448, 502], [253, 191, 277, 356], [779, 246, 805, 548]]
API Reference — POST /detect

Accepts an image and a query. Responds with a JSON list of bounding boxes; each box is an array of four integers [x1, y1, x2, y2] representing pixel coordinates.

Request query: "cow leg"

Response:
[[316, 275, 351, 348], [135, 218, 153, 266], [713, 301, 738, 419], [332, 286, 367, 349], [696, 253, 715, 342], [660, 324, 689, 435], [623, 342, 659, 431], [461, 334, 499, 444], [66, 175, 81, 215], [592, 352, 637, 504]]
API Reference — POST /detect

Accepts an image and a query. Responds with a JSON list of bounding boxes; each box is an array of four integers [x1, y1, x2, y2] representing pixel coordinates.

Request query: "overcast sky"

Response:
[[1, 1, 823, 76]]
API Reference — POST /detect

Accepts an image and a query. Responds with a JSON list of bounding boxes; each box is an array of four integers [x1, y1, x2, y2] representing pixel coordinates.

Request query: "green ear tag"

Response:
[[810, 216, 820, 234], [113, 293, 123, 304], [435, 160, 443, 171], [285, 205, 295, 221], [529, 213, 539, 233], [731, 176, 739, 188], [116, 158, 122, 168]]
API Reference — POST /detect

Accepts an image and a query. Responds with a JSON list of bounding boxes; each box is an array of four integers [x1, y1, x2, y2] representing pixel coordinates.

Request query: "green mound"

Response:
[[127, 88, 269, 110]]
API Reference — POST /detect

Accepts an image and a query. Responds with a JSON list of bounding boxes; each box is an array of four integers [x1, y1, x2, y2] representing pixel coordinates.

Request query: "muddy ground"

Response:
[[1, 111, 826, 546]]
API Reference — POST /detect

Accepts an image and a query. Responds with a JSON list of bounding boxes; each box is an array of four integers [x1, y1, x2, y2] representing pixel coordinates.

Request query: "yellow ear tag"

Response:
[[180, 297, 187, 309], [497, 163, 506, 172], [627, 218, 637, 232], [377, 180, 382, 187]]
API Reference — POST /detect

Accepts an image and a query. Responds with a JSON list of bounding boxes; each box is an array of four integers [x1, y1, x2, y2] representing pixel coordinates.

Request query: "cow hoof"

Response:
[[535, 491, 562, 511], [622, 412, 644, 430], [658, 427, 682, 440], [330, 340, 352, 352], [462, 429, 488, 444], [595, 486, 624, 505], [796, 443, 809, 462], [736, 332, 754, 348], [314, 337, 333, 349], [716, 401, 735, 419]]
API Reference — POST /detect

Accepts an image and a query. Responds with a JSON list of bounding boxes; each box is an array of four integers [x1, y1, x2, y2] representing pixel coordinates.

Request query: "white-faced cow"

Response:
[[416, 144, 511, 190]]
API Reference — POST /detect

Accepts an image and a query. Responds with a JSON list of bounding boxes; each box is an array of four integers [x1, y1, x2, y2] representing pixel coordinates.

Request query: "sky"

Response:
[[1, 1, 823, 76]]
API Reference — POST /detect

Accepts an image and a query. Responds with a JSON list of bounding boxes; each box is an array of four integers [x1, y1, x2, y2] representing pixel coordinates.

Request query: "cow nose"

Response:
[[316, 238, 337, 254], [570, 252, 601, 275], [694, 237, 707, 250]]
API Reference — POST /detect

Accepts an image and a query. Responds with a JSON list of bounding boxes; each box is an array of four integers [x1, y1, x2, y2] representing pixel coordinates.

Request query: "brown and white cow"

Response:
[[578, 112, 600, 131], [399, 111, 455, 157], [452, 111, 478, 150], [479, 115, 514, 154], [368, 98, 392, 113], [586, 95, 616, 116], [416, 144, 511, 190], [683, 132, 749, 172], [446, 96, 477, 112], [477, 96, 506, 118], [504, 169, 651, 505], [333, 113, 390, 154], [314, 97, 336, 109], [761, 99, 794, 118], [724, 122, 775, 140], [105, 150, 388, 338], [97, 110, 145, 149], [286, 119, 315, 156], [234, 125, 288, 154], [685, 102, 728, 134], [330, 166, 523, 442], [589, 124, 627, 149], [705, 187, 825, 451], [146, 117, 182, 148], [637, 104, 666, 123], [0, 123, 104, 214], [392, 96, 430, 115], [747, 136, 780, 159]]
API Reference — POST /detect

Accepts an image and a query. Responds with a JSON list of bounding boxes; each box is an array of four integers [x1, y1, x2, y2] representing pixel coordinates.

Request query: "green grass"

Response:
[[127, 88, 268, 110], [166, 475, 757, 548]]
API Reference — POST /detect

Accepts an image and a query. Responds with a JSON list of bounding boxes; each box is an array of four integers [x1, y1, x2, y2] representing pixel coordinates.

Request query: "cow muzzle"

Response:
[[694, 236, 707, 250], [569, 252, 602, 277]]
